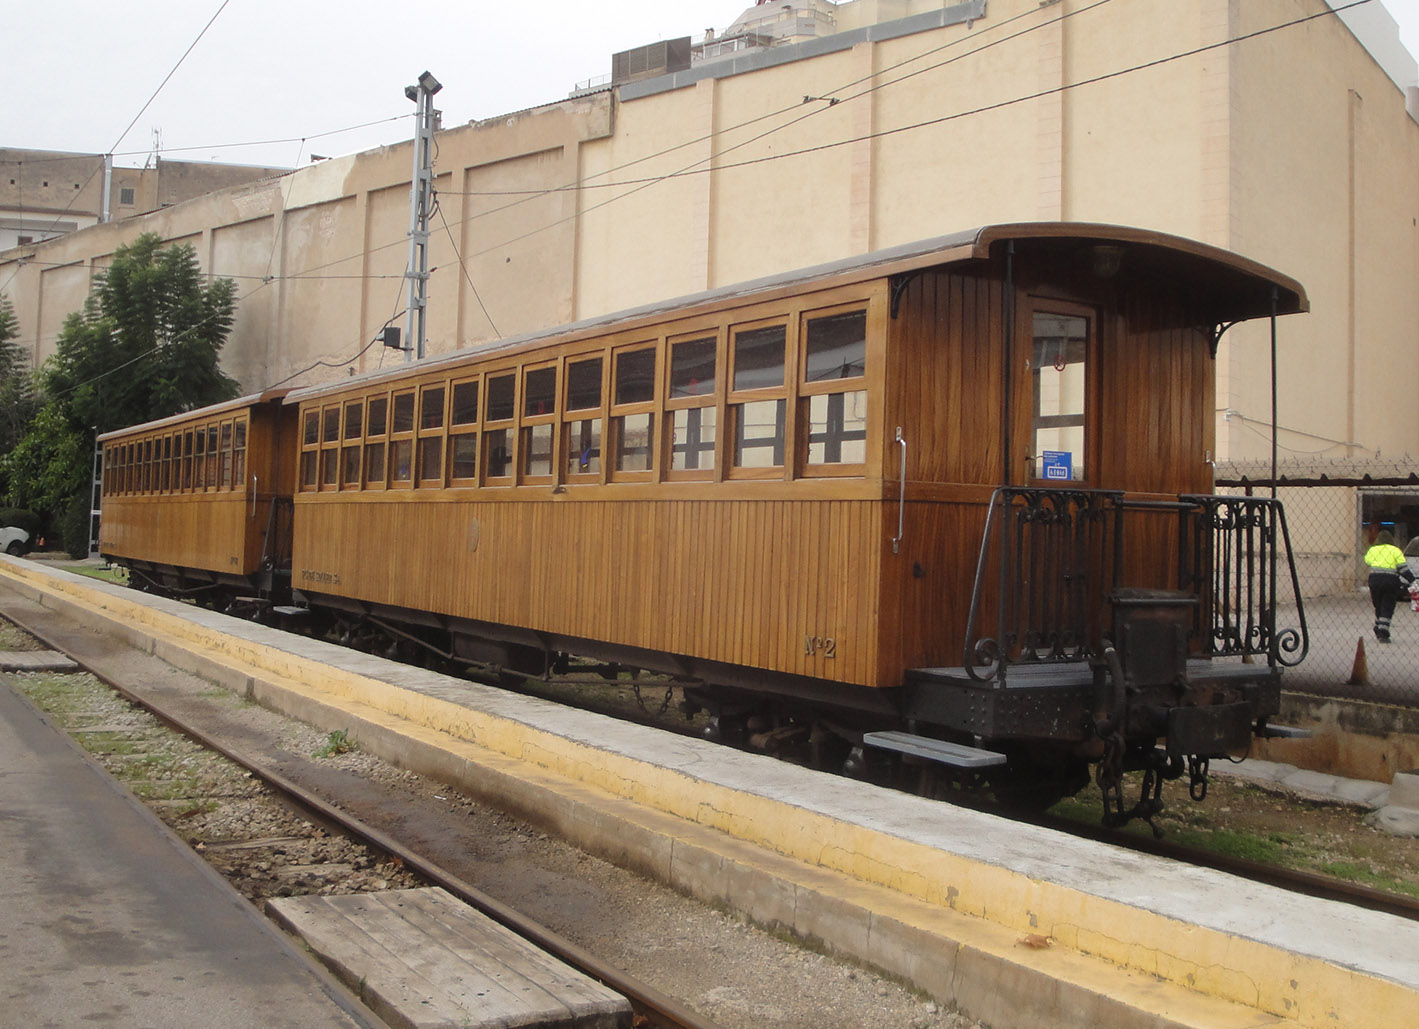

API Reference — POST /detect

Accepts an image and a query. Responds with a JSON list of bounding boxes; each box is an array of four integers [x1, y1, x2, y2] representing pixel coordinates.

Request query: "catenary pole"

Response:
[[404, 71, 442, 362]]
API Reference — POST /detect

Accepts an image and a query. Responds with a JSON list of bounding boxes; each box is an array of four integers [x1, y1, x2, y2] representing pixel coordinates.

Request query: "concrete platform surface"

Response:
[[0, 670, 380, 1028], [267, 888, 632, 1029], [4, 556, 1419, 1028]]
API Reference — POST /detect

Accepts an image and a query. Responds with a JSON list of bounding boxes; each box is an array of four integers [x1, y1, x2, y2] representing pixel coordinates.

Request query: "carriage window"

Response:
[[368, 396, 388, 436], [419, 436, 444, 483], [566, 418, 601, 477], [733, 400, 786, 468], [611, 347, 656, 476], [671, 408, 716, 472], [219, 422, 234, 488], [806, 391, 867, 464], [392, 391, 415, 434], [804, 311, 866, 382], [566, 358, 602, 411], [671, 337, 716, 398], [233, 420, 246, 485], [206, 426, 221, 489], [451, 380, 478, 426], [341, 403, 361, 488], [323, 407, 340, 443], [564, 358, 602, 479], [524, 367, 556, 418], [733, 325, 785, 391], [802, 310, 868, 470], [615, 348, 655, 406], [1031, 311, 1089, 482], [730, 323, 788, 473], [418, 385, 446, 484], [183, 431, 195, 490], [420, 385, 445, 430], [669, 336, 718, 475], [522, 366, 557, 479], [365, 441, 387, 486], [484, 372, 516, 481], [365, 395, 388, 487], [448, 380, 479, 484], [303, 410, 319, 446], [450, 433, 478, 481], [161, 435, 173, 492], [389, 391, 415, 486], [486, 373, 515, 422], [616, 414, 654, 472]]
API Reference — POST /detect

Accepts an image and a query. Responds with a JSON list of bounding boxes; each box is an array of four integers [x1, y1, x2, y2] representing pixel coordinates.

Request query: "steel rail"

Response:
[[0, 602, 717, 1029]]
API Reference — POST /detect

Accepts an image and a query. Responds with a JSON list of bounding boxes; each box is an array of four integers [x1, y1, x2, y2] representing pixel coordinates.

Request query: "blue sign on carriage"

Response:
[[1042, 450, 1072, 481]]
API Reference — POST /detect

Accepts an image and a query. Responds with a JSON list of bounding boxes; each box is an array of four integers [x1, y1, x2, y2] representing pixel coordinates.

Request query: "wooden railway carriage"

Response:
[[99, 223, 1311, 822], [280, 223, 1309, 819], [98, 390, 298, 602]]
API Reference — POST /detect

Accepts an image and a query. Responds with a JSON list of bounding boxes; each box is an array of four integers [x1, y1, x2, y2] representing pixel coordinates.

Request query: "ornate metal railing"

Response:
[[1178, 493, 1308, 667], [961, 488, 1308, 682]]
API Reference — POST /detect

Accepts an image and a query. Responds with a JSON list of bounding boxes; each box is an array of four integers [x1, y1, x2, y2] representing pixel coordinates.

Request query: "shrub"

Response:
[[59, 492, 92, 559], [0, 508, 41, 537]]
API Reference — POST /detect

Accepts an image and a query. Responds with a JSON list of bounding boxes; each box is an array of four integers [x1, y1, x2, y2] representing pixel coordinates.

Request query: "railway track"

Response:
[[0, 605, 715, 1029]]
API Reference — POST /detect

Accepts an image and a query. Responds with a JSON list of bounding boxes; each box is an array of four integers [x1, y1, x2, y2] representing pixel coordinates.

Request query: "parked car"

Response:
[[0, 526, 30, 556]]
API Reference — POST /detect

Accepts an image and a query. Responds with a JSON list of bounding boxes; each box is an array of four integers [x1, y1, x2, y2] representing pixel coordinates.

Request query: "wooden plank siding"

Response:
[[294, 495, 883, 686]]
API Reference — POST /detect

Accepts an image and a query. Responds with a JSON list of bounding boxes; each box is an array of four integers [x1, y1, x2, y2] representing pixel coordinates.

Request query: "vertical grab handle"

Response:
[[892, 427, 906, 554], [251, 474, 258, 518]]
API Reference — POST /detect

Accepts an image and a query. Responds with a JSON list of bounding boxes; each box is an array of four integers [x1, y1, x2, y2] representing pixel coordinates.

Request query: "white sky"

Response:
[[3, 0, 1417, 171]]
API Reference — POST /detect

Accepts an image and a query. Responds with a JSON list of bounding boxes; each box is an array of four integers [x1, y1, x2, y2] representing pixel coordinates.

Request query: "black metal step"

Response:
[[863, 731, 1007, 768]]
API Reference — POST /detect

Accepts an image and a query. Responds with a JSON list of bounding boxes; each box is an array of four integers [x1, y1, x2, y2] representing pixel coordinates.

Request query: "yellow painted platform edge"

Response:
[[2, 558, 1405, 1028]]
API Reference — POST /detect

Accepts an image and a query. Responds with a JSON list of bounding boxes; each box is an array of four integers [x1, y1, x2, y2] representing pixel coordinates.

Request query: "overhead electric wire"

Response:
[[9, 0, 235, 252], [263, 0, 1105, 286], [9, 0, 1378, 392]]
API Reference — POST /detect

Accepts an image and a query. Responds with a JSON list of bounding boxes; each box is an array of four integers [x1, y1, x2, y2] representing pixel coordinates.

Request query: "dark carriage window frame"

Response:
[[482, 370, 517, 485], [448, 376, 480, 487], [388, 389, 417, 490], [520, 363, 559, 483], [364, 393, 389, 489], [417, 382, 448, 488], [665, 328, 722, 482], [299, 409, 319, 492], [727, 317, 793, 480], [341, 399, 364, 491], [609, 342, 659, 482], [562, 354, 605, 483], [1027, 300, 1096, 486], [232, 418, 248, 489], [798, 305, 869, 478]]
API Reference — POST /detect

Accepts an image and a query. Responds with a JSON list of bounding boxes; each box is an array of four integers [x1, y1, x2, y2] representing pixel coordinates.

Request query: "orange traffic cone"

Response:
[[1345, 637, 1369, 686]]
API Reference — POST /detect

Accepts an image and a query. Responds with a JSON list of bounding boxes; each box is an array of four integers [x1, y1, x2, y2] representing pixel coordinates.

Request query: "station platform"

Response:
[[0, 659, 379, 1027], [3, 555, 1418, 1028]]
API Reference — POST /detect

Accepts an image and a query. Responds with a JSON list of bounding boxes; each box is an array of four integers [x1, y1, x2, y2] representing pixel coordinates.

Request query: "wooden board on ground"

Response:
[[266, 887, 631, 1029], [0, 650, 79, 673]]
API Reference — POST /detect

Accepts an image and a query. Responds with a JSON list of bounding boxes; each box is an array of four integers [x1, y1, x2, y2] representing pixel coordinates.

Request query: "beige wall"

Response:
[[1, 0, 1415, 472]]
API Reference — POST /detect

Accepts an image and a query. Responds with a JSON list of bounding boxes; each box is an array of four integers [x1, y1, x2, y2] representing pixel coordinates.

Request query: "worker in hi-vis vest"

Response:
[[1363, 530, 1416, 643]]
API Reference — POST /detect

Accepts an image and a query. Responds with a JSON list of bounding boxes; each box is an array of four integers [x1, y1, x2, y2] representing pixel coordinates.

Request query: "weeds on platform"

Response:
[[313, 729, 355, 758]]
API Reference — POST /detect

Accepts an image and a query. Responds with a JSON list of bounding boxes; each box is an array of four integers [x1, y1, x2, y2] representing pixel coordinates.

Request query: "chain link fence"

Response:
[[1237, 478, 1419, 707]]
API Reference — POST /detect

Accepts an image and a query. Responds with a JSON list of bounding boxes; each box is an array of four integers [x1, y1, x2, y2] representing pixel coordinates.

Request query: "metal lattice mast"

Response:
[[404, 71, 442, 362]]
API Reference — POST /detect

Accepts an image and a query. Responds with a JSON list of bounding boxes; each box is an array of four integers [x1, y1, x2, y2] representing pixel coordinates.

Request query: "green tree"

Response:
[[4, 234, 241, 554], [46, 233, 239, 435], [0, 293, 40, 501]]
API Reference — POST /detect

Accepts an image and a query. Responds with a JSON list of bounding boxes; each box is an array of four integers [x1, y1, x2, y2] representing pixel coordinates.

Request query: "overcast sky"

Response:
[[4, 0, 1417, 171]]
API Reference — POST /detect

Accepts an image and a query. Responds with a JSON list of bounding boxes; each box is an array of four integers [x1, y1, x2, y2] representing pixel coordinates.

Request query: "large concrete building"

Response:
[[2, 0, 1416, 488], [0, 149, 288, 250]]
